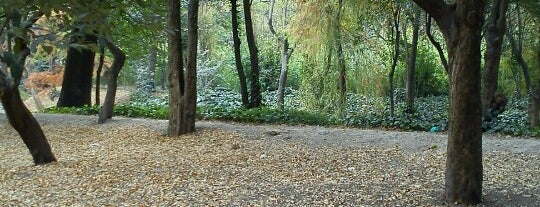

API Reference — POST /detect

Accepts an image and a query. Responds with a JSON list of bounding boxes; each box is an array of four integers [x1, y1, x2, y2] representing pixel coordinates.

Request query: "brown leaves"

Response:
[[0, 119, 538, 206]]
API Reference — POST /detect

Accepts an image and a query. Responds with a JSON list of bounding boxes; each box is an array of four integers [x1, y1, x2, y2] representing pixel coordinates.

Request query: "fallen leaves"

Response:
[[0, 118, 538, 206]]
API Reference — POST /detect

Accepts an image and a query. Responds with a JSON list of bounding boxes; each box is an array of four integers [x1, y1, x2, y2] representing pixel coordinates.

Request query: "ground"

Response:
[[0, 113, 539, 206]]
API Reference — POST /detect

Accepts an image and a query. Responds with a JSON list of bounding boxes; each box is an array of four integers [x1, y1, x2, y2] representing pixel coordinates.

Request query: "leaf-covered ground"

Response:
[[0, 114, 538, 206]]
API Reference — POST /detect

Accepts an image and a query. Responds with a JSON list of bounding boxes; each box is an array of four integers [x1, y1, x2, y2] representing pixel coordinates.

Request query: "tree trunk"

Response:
[[230, 0, 249, 107], [406, 8, 421, 113], [277, 39, 291, 109], [268, 0, 293, 110], [413, 0, 485, 204], [336, 0, 346, 114], [506, 26, 535, 127], [243, 0, 262, 108], [389, 7, 400, 118], [98, 40, 126, 124], [148, 45, 157, 92], [95, 45, 105, 106], [167, 0, 199, 136], [0, 34, 56, 165], [482, 0, 509, 121], [425, 15, 449, 73], [57, 34, 97, 107]]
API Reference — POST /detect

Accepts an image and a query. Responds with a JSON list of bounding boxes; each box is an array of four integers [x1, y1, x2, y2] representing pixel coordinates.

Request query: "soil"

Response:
[[0, 113, 538, 206]]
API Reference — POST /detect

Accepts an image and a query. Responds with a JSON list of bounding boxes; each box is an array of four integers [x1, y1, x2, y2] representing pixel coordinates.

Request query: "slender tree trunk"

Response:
[[425, 15, 449, 73], [335, 0, 346, 114], [230, 0, 249, 107], [0, 33, 56, 165], [57, 33, 97, 107], [268, 0, 293, 110], [95, 45, 105, 106], [98, 40, 126, 124], [389, 7, 400, 118], [167, 0, 199, 136], [482, 0, 509, 121], [148, 45, 157, 92], [406, 8, 420, 113], [413, 0, 485, 204], [243, 0, 262, 108], [277, 39, 292, 109]]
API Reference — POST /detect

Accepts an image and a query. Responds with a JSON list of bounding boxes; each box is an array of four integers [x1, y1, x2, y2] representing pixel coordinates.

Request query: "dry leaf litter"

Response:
[[0, 115, 538, 206]]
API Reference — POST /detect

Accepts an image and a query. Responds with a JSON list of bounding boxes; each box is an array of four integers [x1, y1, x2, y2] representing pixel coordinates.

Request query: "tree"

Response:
[[230, 0, 249, 107], [482, 0, 510, 122], [56, 32, 97, 107], [0, 11, 56, 165], [412, 0, 485, 204], [98, 39, 126, 124], [243, 0, 262, 108], [405, 6, 421, 113], [167, 0, 199, 136], [388, 4, 401, 117], [268, 0, 294, 109]]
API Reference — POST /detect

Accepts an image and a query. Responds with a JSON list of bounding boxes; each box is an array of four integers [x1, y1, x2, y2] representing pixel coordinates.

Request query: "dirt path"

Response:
[[25, 113, 540, 155], [1, 113, 539, 206]]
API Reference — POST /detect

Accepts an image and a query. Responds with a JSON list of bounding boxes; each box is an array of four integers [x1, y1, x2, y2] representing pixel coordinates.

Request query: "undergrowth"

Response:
[[43, 88, 539, 138]]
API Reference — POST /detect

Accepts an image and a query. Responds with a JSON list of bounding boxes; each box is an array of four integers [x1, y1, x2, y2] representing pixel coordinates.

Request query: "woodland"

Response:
[[0, 0, 539, 205]]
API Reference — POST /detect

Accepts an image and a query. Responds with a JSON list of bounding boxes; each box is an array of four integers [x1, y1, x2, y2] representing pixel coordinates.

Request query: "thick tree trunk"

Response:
[[406, 8, 420, 113], [57, 34, 97, 107], [167, 0, 199, 136], [182, 0, 199, 133], [389, 8, 400, 118], [98, 40, 126, 124], [230, 0, 249, 107], [413, 0, 485, 204], [243, 0, 262, 108], [482, 0, 509, 121], [0, 34, 56, 165]]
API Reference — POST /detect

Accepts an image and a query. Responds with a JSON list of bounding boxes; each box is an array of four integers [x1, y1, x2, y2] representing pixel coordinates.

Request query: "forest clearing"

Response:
[[0, 113, 538, 206]]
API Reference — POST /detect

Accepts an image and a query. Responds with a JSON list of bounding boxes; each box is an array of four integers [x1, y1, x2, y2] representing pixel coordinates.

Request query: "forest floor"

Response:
[[0, 113, 539, 206]]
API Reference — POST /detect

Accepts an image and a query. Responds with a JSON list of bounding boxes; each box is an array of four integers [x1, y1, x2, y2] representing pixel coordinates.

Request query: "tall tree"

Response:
[[482, 0, 510, 121], [336, 0, 346, 114], [57, 32, 97, 107], [243, 0, 262, 108], [412, 0, 485, 204], [0, 11, 56, 165], [388, 4, 401, 118], [167, 0, 199, 136], [405, 7, 421, 113], [230, 0, 249, 107], [268, 0, 294, 109]]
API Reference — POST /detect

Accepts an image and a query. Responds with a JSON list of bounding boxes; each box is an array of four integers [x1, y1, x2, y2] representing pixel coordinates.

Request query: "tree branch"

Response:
[[411, 0, 452, 36], [426, 14, 449, 73]]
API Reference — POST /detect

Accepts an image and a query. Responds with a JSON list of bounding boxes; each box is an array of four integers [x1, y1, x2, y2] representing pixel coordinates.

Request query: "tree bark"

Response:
[[482, 0, 509, 121], [230, 0, 249, 107], [243, 0, 262, 108], [406, 8, 421, 113], [95, 44, 105, 106], [57, 33, 97, 107], [268, 0, 293, 110], [98, 39, 126, 124], [389, 7, 400, 118], [0, 33, 56, 165], [413, 0, 485, 204], [425, 15, 449, 73], [167, 0, 199, 136]]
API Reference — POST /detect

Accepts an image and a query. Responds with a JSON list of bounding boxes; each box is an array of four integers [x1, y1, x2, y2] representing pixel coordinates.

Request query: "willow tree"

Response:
[[167, 0, 199, 136], [412, 0, 485, 204]]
